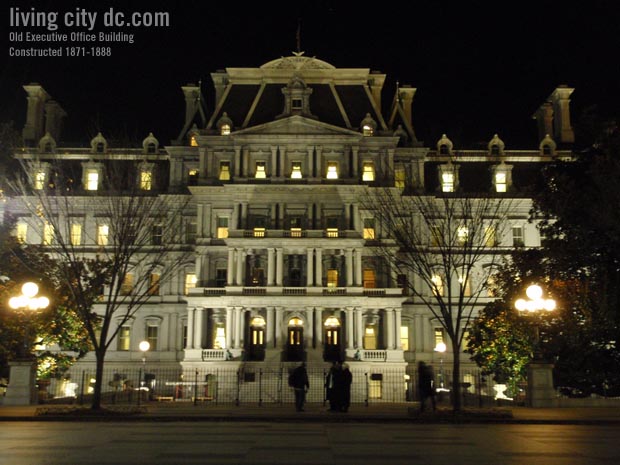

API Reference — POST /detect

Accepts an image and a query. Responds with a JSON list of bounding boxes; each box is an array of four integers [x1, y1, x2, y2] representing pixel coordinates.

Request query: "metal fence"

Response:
[[43, 364, 516, 407]]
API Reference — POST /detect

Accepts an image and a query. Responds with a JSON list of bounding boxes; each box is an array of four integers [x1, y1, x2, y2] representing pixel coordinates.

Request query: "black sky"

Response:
[[1, 0, 619, 148]]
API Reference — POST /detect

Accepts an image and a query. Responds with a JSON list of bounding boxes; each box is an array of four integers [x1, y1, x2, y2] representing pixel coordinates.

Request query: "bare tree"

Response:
[[362, 179, 514, 411], [9, 161, 193, 409]]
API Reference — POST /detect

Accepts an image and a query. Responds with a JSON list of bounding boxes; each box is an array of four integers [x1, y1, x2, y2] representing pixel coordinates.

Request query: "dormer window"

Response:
[[188, 169, 199, 185], [190, 135, 198, 147], [495, 172, 507, 192], [490, 144, 500, 156], [362, 125, 374, 136], [441, 172, 454, 192], [487, 134, 505, 157], [326, 162, 338, 180], [147, 143, 156, 154], [439, 144, 449, 155], [542, 145, 551, 155], [140, 170, 153, 190], [291, 162, 303, 179], [86, 170, 99, 190], [219, 162, 231, 181], [216, 112, 233, 136], [255, 161, 267, 179], [221, 124, 231, 136], [292, 98, 303, 110], [34, 171, 46, 190], [362, 162, 375, 181], [96, 142, 104, 153], [360, 113, 377, 136]]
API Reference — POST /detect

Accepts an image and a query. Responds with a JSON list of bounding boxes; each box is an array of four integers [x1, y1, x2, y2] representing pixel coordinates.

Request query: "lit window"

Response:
[[363, 269, 376, 288], [86, 170, 99, 191], [364, 325, 377, 349], [484, 226, 496, 247], [495, 172, 507, 193], [43, 222, 54, 245], [290, 227, 302, 238], [434, 328, 445, 346], [362, 162, 375, 181], [220, 124, 231, 136], [149, 273, 160, 296], [512, 226, 524, 247], [362, 125, 374, 136], [117, 326, 131, 351], [459, 275, 471, 297], [457, 226, 469, 245], [34, 171, 46, 190], [369, 375, 382, 399], [140, 171, 152, 190], [120, 273, 134, 295], [363, 218, 375, 239], [253, 227, 265, 237], [431, 274, 444, 296], [430, 225, 442, 247], [190, 135, 198, 147], [213, 325, 226, 349], [441, 172, 454, 192], [487, 275, 497, 297], [400, 326, 409, 351], [97, 224, 109, 246], [217, 217, 229, 239], [146, 325, 159, 351], [185, 273, 197, 295], [188, 169, 199, 185], [326, 162, 338, 179], [327, 269, 338, 287], [71, 224, 82, 246], [394, 168, 405, 188], [326, 228, 339, 238], [219, 162, 231, 181], [255, 162, 267, 179], [16, 223, 28, 243], [291, 162, 302, 179]]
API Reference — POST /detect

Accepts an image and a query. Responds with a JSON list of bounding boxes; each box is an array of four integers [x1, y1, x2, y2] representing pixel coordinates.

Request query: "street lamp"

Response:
[[514, 284, 556, 360], [138, 340, 150, 405], [434, 341, 447, 389], [5, 282, 49, 405]]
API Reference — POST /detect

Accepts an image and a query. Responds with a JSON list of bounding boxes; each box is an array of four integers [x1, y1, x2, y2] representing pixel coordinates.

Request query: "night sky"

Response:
[[1, 0, 619, 148]]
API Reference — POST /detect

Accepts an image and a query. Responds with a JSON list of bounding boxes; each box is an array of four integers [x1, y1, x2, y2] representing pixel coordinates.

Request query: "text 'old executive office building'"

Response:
[[6, 53, 575, 402]]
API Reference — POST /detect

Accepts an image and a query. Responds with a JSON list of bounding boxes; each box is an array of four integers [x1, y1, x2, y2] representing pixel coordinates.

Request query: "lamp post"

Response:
[[434, 341, 447, 389], [514, 284, 556, 360], [514, 283, 557, 407], [137, 340, 150, 406], [5, 282, 49, 405]]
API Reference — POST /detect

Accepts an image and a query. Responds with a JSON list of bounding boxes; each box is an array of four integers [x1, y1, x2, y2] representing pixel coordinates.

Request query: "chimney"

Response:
[[210, 71, 229, 108], [368, 71, 385, 110], [44, 100, 67, 142], [181, 83, 201, 129], [550, 85, 575, 144], [22, 83, 50, 146], [532, 101, 554, 142], [398, 86, 417, 129]]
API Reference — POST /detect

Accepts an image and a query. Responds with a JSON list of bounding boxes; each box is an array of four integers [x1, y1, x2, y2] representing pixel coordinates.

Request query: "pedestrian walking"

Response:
[[418, 361, 436, 412], [289, 362, 310, 412]]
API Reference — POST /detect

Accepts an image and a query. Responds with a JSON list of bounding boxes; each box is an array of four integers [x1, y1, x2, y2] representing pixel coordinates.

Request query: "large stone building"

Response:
[[3, 53, 575, 402]]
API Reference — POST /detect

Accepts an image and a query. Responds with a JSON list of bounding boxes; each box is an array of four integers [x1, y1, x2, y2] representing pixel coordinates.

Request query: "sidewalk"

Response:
[[2, 402, 620, 424]]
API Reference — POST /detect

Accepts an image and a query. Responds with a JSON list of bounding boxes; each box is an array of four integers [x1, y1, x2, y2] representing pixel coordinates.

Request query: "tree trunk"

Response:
[[451, 346, 462, 412], [91, 350, 105, 410]]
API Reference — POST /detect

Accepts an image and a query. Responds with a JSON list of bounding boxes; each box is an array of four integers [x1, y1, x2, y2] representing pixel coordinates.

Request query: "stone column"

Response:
[[306, 307, 314, 348], [242, 148, 250, 177], [225, 307, 233, 349], [351, 146, 359, 178], [227, 248, 235, 285], [236, 249, 245, 285], [387, 148, 395, 174], [314, 307, 323, 346], [306, 248, 314, 286], [355, 248, 363, 286], [315, 146, 322, 177], [307, 146, 314, 178], [271, 146, 278, 178], [345, 248, 354, 286], [186, 307, 195, 349], [267, 248, 275, 285], [169, 312, 178, 351], [234, 307, 242, 349], [275, 307, 284, 348], [232, 204, 239, 229], [346, 307, 354, 350], [395, 307, 403, 349], [315, 248, 323, 287], [276, 248, 284, 286], [352, 204, 360, 235], [240, 203, 248, 230], [194, 308, 204, 349], [386, 309, 395, 350], [266, 307, 275, 348], [234, 147, 242, 177], [355, 309, 364, 349], [414, 314, 423, 352]]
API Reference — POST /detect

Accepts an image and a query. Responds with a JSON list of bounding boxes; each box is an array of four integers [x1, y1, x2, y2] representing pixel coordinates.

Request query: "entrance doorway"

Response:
[[247, 316, 265, 361], [286, 317, 304, 361], [323, 315, 343, 362]]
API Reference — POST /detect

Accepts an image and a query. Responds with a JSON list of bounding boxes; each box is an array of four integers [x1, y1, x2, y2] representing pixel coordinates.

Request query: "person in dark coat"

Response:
[[325, 361, 341, 411], [340, 363, 353, 412], [418, 361, 436, 412], [290, 362, 310, 412]]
